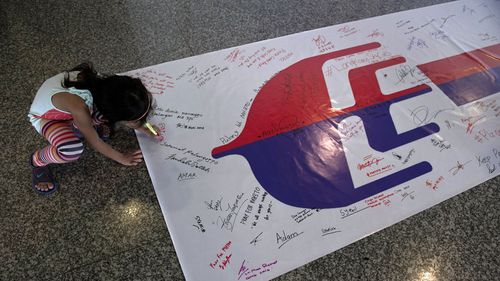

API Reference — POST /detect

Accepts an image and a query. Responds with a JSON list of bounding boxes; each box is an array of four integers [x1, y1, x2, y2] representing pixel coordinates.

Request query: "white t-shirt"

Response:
[[28, 72, 94, 133]]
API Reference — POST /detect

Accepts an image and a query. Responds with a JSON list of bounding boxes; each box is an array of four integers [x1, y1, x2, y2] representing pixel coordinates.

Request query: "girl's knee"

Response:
[[57, 140, 84, 162]]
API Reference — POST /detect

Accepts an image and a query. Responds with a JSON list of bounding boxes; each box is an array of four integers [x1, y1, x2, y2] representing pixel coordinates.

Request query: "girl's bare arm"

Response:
[[52, 92, 143, 166]]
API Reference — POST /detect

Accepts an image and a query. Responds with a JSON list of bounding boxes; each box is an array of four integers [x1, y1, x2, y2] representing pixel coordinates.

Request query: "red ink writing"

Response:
[[209, 241, 233, 270], [312, 35, 335, 53], [338, 25, 358, 38], [128, 69, 174, 95], [358, 155, 384, 170], [425, 176, 444, 190], [367, 29, 384, 38], [365, 192, 394, 208]]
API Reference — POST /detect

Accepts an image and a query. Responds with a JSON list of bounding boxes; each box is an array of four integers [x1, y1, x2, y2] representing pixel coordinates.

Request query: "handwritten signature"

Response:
[[426, 176, 444, 190], [312, 35, 327, 47], [357, 156, 384, 170], [321, 226, 341, 237], [238, 260, 278, 280], [178, 172, 196, 181], [461, 115, 485, 134], [394, 65, 420, 85], [440, 14, 456, 28], [476, 154, 497, 174], [401, 191, 415, 201], [409, 105, 454, 126], [448, 160, 472, 175], [403, 149, 415, 164], [407, 36, 428, 51], [192, 216, 206, 233], [216, 193, 247, 232], [204, 196, 223, 211], [367, 29, 384, 38], [276, 230, 304, 249], [249, 232, 263, 246], [431, 138, 451, 152]]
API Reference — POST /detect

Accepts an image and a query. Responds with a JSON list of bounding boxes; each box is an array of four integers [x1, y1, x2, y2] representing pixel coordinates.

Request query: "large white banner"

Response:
[[128, 0, 500, 280]]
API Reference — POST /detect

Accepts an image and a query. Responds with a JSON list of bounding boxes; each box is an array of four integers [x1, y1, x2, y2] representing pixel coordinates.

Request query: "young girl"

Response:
[[28, 62, 161, 195]]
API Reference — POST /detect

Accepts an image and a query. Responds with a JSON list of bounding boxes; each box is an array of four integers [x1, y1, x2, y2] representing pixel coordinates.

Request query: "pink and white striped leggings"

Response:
[[32, 111, 106, 167]]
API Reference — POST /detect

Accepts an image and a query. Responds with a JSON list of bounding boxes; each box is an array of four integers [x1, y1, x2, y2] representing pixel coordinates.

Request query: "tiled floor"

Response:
[[1, 0, 498, 280]]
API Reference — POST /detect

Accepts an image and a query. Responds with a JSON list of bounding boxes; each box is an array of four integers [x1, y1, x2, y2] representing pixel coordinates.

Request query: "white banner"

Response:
[[128, 0, 500, 280]]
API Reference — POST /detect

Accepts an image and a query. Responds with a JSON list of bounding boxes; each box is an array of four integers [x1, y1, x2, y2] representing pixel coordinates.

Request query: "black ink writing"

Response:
[[431, 138, 452, 152], [249, 232, 263, 246], [216, 193, 247, 232], [321, 226, 341, 236], [448, 160, 472, 175], [192, 216, 206, 233], [166, 154, 211, 173], [178, 172, 197, 181], [276, 230, 304, 249]]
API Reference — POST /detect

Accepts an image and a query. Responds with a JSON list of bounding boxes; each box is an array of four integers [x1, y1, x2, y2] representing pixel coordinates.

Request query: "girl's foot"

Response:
[[30, 155, 58, 195]]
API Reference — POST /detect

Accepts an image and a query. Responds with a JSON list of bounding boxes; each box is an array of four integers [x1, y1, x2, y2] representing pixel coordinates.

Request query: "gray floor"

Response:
[[1, 0, 498, 280]]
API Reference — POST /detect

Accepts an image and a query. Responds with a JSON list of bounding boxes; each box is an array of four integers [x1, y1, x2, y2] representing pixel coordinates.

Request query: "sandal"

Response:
[[29, 154, 58, 195]]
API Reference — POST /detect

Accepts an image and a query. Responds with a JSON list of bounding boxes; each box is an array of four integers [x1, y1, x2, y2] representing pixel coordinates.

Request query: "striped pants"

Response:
[[32, 111, 106, 167]]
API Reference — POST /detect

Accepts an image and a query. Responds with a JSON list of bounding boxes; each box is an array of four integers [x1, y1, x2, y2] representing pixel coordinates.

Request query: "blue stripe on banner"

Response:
[[436, 66, 500, 106]]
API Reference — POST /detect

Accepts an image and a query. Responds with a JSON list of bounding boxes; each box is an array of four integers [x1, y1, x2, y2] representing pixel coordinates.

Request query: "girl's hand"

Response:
[[136, 123, 164, 141], [118, 150, 143, 166]]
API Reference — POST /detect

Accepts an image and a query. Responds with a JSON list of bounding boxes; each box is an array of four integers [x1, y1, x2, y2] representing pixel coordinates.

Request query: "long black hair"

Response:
[[62, 62, 150, 125]]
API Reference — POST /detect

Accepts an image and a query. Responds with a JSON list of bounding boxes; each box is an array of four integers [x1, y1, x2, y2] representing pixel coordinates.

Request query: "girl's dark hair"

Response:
[[62, 62, 150, 125]]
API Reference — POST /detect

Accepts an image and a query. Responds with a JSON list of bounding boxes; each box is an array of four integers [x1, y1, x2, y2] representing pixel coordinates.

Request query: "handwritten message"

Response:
[[129, 69, 174, 95], [209, 241, 233, 270], [176, 65, 229, 88], [225, 46, 294, 69], [238, 260, 278, 280], [240, 187, 273, 228]]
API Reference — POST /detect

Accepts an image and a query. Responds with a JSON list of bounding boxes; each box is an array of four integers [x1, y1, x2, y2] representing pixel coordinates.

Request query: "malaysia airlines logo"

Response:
[[212, 42, 500, 208]]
